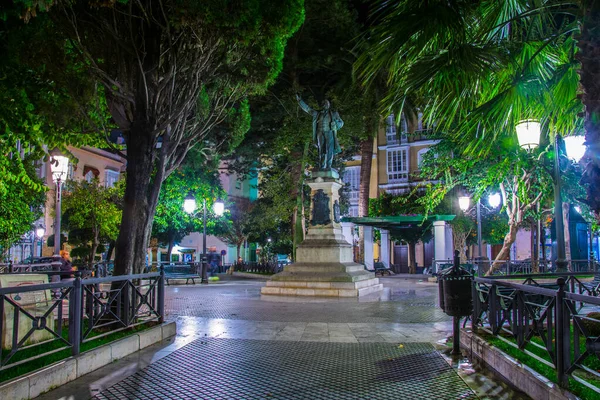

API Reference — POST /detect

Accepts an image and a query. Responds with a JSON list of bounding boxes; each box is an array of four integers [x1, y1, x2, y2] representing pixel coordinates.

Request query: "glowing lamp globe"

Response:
[[488, 193, 501, 209], [35, 226, 45, 238], [458, 196, 470, 212], [213, 200, 225, 216], [563, 135, 586, 162], [49, 149, 69, 183], [183, 194, 197, 214], [515, 120, 541, 151]]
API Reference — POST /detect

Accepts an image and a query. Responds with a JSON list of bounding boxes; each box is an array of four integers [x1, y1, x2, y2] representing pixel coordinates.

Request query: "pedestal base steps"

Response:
[[261, 262, 382, 297]]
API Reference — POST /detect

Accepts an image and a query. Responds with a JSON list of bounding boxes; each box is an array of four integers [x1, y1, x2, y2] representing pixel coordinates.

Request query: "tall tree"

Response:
[[12, 0, 304, 274]]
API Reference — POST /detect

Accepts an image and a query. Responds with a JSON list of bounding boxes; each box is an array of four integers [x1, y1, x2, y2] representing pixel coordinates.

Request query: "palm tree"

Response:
[[355, 1, 599, 216]]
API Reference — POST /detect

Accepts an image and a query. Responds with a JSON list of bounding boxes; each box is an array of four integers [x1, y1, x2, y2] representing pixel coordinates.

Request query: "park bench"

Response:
[[164, 264, 199, 285], [374, 262, 392, 276]]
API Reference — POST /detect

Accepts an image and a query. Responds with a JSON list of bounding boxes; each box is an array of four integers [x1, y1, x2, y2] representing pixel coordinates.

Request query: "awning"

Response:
[[341, 215, 455, 235]]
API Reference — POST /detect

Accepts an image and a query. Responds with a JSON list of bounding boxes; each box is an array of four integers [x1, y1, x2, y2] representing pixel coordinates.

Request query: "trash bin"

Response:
[[439, 251, 473, 317]]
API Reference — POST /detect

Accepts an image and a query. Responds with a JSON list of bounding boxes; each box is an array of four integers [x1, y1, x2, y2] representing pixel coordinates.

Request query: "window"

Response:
[[417, 148, 429, 169], [84, 170, 95, 182], [386, 114, 408, 145], [67, 163, 75, 180], [387, 148, 408, 182], [342, 167, 360, 202], [385, 115, 397, 145], [105, 169, 120, 188]]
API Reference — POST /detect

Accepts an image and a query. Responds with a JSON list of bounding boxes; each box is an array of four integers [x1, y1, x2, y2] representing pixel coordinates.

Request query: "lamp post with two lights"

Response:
[[515, 120, 585, 272], [183, 194, 225, 283]]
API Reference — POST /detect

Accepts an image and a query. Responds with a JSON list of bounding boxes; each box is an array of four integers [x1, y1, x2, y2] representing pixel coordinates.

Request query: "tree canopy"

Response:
[[5, 0, 305, 274]]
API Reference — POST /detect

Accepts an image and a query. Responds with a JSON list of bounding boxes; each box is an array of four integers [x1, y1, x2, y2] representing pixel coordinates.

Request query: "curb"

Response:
[[460, 328, 580, 400], [0, 321, 176, 400]]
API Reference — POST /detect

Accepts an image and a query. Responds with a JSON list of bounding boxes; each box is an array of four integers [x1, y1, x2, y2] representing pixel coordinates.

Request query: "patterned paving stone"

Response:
[[165, 284, 450, 324], [95, 338, 477, 400]]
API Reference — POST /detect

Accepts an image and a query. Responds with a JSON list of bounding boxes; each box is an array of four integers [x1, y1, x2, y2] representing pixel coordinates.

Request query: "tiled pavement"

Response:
[[94, 339, 477, 400], [38, 276, 527, 399]]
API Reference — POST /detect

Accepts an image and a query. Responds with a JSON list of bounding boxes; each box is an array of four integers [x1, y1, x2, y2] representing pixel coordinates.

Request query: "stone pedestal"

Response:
[[261, 171, 382, 297]]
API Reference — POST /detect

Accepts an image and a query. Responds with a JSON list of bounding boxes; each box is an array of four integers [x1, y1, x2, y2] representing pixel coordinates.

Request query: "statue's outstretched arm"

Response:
[[296, 94, 316, 116]]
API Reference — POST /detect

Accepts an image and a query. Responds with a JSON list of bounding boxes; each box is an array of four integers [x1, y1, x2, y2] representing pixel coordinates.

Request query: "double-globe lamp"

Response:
[[183, 194, 225, 283], [515, 120, 585, 272]]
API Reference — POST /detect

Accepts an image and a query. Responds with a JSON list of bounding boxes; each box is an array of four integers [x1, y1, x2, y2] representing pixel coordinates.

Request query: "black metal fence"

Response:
[[0, 268, 165, 372], [435, 258, 599, 276], [471, 273, 600, 392], [233, 261, 284, 274]]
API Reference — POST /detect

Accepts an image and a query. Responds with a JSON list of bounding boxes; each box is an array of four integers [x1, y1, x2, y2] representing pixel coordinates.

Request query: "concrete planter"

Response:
[[460, 329, 581, 400], [0, 321, 176, 400]]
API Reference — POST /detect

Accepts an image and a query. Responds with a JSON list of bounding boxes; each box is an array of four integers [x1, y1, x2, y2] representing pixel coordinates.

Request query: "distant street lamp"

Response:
[[35, 226, 45, 258], [488, 193, 501, 209], [183, 193, 225, 283], [516, 122, 585, 272], [49, 149, 69, 279], [458, 196, 470, 212]]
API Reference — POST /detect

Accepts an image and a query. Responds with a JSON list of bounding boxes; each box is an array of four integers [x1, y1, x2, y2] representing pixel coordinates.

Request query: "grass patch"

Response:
[[475, 328, 600, 400], [0, 320, 157, 384]]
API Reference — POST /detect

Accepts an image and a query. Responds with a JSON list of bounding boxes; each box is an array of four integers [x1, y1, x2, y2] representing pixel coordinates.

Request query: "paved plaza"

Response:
[[38, 275, 527, 399]]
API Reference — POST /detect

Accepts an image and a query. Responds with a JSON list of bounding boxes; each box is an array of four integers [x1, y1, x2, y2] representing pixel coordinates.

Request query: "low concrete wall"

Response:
[[0, 321, 176, 400], [460, 329, 580, 400]]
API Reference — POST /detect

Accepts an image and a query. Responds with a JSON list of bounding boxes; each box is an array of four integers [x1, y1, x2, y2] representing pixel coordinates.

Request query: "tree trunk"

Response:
[[166, 237, 175, 264], [563, 202, 572, 271], [89, 228, 99, 266], [486, 223, 519, 275], [358, 137, 374, 263], [114, 127, 163, 276], [451, 228, 470, 264], [106, 240, 115, 262], [531, 221, 539, 273], [408, 242, 416, 274], [577, 5, 600, 222]]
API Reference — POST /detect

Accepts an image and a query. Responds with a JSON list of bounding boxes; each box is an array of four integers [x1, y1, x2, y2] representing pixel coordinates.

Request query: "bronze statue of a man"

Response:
[[296, 94, 344, 170]]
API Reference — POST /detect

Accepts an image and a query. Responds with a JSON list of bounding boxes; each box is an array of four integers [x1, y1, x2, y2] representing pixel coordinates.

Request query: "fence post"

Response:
[[471, 279, 478, 332], [71, 272, 82, 356], [158, 265, 165, 323], [8, 261, 13, 274], [555, 277, 569, 387], [452, 250, 461, 355]]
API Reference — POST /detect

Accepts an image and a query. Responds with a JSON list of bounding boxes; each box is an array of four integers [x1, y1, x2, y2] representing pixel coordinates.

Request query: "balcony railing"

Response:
[[386, 129, 436, 146]]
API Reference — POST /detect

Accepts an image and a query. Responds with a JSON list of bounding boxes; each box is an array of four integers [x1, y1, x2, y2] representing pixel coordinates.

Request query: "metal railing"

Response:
[[471, 274, 600, 392], [0, 268, 165, 372], [434, 258, 599, 276], [233, 262, 284, 274]]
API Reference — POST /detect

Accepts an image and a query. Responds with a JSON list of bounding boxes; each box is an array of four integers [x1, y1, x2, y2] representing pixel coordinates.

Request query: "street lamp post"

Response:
[[183, 194, 225, 283], [515, 121, 585, 272], [49, 149, 69, 279], [35, 226, 45, 258]]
